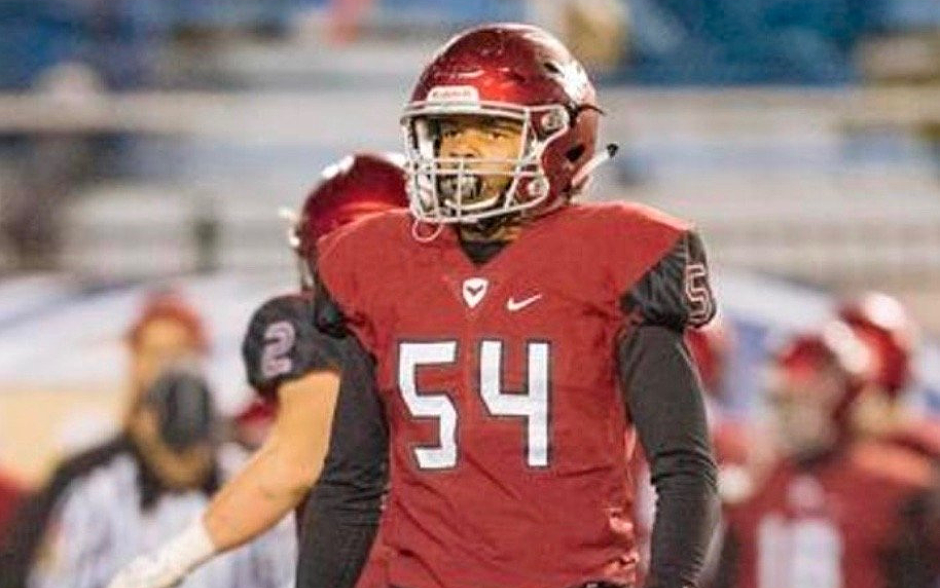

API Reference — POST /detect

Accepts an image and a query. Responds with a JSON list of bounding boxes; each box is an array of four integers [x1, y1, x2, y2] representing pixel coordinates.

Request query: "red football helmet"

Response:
[[685, 316, 732, 399], [837, 292, 917, 398], [401, 23, 603, 225], [772, 321, 873, 428], [290, 152, 408, 288]]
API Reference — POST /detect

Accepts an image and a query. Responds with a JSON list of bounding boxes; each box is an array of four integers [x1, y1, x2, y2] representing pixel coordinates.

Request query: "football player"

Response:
[[107, 153, 408, 588], [302, 24, 720, 588], [838, 292, 940, 459], [713, 322, 939, 588]]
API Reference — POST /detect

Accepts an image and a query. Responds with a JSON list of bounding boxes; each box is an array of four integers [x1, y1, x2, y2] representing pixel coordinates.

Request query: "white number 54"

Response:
[[398, 340, 550, 470]]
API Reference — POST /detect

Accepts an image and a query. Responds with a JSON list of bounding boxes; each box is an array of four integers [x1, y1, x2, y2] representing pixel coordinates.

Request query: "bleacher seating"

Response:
[[628, 0, 886, 84]]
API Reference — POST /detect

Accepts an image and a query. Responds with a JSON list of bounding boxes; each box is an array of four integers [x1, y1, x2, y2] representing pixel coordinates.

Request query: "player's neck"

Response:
[[454, 223, 522, 266], [456, 222, 522, 243]]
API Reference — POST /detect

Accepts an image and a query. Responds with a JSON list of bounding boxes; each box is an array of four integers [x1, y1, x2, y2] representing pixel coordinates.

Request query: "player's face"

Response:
[[769, 363, 847, 456], [849, 387, 898, 438], [130, 319, 201, 399], [434, 115, 525, 206]]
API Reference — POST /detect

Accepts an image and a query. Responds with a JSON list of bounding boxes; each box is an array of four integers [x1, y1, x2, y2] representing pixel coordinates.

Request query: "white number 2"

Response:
[[261, 321, 296, 379], [398, 340, 551, 470]]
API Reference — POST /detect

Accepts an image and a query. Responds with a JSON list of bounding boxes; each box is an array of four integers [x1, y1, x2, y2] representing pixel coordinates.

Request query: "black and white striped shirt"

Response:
[[7, 436, 295, 588]]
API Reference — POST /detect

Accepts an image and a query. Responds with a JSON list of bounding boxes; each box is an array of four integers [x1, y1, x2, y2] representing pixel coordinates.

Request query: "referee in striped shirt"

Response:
[[0, 293, 295, 588]]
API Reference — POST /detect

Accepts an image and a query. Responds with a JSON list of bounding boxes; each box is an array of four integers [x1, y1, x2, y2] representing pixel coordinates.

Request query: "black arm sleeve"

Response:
[[295, 335, 389, 588], [709, 528, 740, 588], [619, 326, 720, 588], [0, 489, 47, 588]]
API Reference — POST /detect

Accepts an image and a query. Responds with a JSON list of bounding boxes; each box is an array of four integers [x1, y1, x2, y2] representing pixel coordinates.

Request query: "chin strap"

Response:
[[570, 143, 619, 192], [411, 218, 445, 243]]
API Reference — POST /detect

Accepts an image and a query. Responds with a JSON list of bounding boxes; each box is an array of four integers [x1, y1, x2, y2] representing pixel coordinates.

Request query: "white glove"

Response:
[[108, 519, 217, 588]]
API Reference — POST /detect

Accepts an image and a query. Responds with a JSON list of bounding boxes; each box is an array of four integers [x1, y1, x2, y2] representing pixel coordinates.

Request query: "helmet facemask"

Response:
[[402, 98, 571, 226]]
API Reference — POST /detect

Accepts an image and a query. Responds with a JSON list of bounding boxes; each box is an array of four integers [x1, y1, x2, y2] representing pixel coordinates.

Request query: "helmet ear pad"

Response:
[[541, 106, 599, 200]]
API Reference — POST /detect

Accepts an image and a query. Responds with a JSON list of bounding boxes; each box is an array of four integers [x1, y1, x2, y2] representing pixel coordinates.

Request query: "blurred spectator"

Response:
[[713, 322, 940, 588], [0, 292, 294, 588], [0, 471, 24, 543]]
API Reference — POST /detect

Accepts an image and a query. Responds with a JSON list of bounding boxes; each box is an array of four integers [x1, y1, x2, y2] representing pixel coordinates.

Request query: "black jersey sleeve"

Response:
[[242, 294, 345, 399], [295, 336, 388, 588], [621, 230, 716, 331]]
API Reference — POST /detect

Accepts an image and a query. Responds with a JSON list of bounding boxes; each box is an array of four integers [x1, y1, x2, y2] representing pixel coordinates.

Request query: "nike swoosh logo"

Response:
[[506, 294, 543, 312]]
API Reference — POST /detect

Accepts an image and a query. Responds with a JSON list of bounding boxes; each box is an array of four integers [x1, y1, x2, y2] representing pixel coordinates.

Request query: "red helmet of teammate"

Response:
[[837, 292, 917, 398], [685, 316, 732, 398], [401, 23, 602, 225], [290, 152, 408, 288], [772, 321, 873, 429]]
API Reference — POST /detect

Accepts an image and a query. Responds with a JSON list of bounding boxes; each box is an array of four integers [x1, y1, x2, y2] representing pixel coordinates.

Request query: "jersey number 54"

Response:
[[398, 340, 550, 470]]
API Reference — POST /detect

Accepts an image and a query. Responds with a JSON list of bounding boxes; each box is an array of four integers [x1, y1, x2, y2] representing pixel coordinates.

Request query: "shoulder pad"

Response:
[[242, 293, 344, 399], [621, 230, 716, 331]]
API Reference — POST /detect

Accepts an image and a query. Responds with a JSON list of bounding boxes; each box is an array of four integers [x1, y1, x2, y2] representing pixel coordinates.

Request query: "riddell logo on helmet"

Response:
[[428, 86, 481, 104]]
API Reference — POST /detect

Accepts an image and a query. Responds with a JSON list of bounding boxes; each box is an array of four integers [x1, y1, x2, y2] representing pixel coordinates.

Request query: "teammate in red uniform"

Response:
[[713, 322, 939, 588], [838, 292, 940, 460], [107, 153, 407, 588], [303, 24, 719, 588]]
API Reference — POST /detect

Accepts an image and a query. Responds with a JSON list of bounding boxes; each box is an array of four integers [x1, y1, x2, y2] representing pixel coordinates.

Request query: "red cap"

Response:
[[126, 291, 208, 353]]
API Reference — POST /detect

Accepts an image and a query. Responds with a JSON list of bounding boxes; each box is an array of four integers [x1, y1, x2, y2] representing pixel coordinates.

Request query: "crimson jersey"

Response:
[[719, 442, 934, 588], [316, 202, 714, 588]]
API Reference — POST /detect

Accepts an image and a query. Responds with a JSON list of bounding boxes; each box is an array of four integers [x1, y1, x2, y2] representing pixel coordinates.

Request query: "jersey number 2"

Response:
[[261, 321, 296, 379], [398, 340, 550, 470]]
